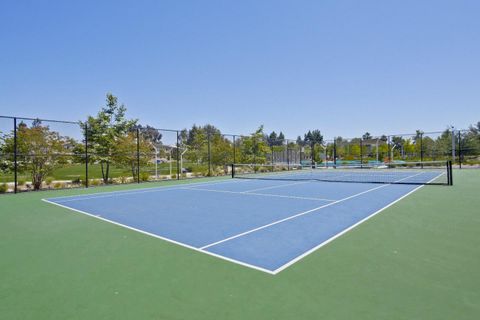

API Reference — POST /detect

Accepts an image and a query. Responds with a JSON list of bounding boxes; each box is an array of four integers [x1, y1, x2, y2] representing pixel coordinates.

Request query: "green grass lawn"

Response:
[[0, 163, 180, 182], [0, 170, 479, 319]]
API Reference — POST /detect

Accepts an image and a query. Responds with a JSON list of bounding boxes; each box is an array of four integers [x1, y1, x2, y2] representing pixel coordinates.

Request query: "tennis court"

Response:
[[43, 162, 451, 274]]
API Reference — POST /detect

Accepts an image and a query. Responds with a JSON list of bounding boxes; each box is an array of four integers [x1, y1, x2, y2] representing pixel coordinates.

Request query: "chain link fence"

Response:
[[1, 115, 479, 193]]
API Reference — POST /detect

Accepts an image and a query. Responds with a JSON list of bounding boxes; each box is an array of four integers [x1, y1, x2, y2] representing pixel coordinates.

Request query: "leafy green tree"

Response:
[[362, 132, 372, 140], [180, 124, 233, 175], [210, 133, 233, 169], [267, 131, 278, 146], [412, 130, 424, 159], [137, 125, 162, 146], [2, 120, 68, 190], [434, 129, 454, 159], [469, 122, 479, 136], [113, 131, 152, 181], [422, 136, 436, 160], [185, 125, 208, 164], [238, 126, 270, 164], [80, 93, 137, 183], [296, 136, 305, 147], [304, 130, 323, 162]]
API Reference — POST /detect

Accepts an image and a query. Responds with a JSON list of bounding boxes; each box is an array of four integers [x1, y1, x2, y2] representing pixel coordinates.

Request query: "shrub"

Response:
[[119, 176, 128, 184], [0, 183, 8, 193], [17, 179, 26, 186], [53, 182, 63, 189], [45, 177, 54, 185], [91, 179, 100, 186], [140, 172, 150, 182], [72, 177, 81, 185]]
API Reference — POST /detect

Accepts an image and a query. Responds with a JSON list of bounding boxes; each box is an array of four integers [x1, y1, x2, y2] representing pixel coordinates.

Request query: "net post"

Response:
[[231, 164, 235, 178], [136, 127, 140, 183], [176, 131, 180, 180], [13, 117, 17, 194], [447, 160, 453, 185], [84, 122, 89, 188]]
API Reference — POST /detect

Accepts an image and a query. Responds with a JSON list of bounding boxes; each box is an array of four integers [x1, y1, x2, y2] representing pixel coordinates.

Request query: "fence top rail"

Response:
[[1, 115, 474, 141], [0, 115, 79, 125], [330, 129, 467, 142]]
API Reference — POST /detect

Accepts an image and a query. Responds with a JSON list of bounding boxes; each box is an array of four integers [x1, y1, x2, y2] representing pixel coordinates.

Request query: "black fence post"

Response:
[[207, 133, 212, 176], [85, 123, 89, 188], [13, 117, 17, 194], [271, 143, 275, 172], [136, 128, 140, 183], [233, 135, 236, 164], [420, 133, 423, 163], [360, 139, 363, 168], [458, 131, 462, 169], [176, 131, 180, 180], [311, 142, 315, 168], [448, 160, 453, 185], [333, 138, 337, 168], [286, 140, 290, 170]]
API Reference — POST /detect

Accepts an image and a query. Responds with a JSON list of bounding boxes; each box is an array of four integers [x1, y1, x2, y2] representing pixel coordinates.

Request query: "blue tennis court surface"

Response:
[[44, 178, 427, 274]]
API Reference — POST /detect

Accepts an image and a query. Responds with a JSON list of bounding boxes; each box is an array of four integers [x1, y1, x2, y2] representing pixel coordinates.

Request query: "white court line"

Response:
[[41, 198, 275, 275], [42, 170, 436, 275], [272, 172, 443, 274], [200, 172, 425, 250], [243, 181, 311, 193], [50, 178, 253, 203], [180, 187, 337, 202]]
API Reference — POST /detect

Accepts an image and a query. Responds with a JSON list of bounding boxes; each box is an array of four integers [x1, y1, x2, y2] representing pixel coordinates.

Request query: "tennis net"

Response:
[[231, 161, 453, 185]]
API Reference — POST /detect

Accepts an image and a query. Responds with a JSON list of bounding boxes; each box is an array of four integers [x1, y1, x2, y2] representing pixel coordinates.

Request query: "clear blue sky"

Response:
[[1, 0, 479, 139]]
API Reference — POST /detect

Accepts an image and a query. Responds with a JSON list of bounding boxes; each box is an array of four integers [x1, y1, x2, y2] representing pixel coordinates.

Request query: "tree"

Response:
[[2, 120, 68, 190], [278, 132, 285, 145], [469, 121, 480, 135], [185, 125, 207, 164], [113, 131, 151, 181], [296, 136, 305, 147], [362, 132, 372, 140], [311, 130, 323, 145], [136, 124, 162, 146], [304, 130, 323, 162], [267, 131, 278, 146], [413, 130, 424, 159], [80, 93, 137, 183], [238, 126, 270, 164]]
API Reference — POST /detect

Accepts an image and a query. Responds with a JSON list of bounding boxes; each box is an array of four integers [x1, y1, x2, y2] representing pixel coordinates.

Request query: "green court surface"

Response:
[[1, 170, 479, 320]]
